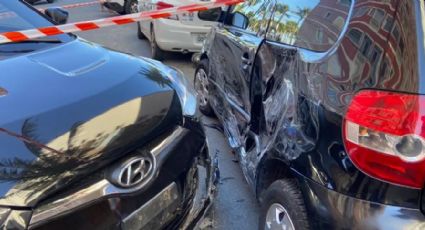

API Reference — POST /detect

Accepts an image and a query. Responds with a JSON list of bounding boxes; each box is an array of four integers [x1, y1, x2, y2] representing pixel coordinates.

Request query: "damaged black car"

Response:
[[197, 0, 425, 229], [0, 1, 214, 229]]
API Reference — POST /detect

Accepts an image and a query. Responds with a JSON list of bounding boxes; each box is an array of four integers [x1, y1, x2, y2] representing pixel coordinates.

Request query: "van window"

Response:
[[228, 0, 273, 35], [266, 0, 351, 52]]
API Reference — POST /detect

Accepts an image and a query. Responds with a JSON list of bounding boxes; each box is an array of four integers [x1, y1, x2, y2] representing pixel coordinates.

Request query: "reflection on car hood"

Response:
[[0, 39, 182, 207]]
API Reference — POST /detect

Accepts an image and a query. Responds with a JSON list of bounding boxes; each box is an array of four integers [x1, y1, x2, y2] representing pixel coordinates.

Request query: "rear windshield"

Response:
[[0, 0, 73, 59]]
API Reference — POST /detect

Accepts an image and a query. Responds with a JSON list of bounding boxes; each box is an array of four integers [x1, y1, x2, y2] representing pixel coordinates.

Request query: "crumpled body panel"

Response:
[[203, 0, 423, 206]]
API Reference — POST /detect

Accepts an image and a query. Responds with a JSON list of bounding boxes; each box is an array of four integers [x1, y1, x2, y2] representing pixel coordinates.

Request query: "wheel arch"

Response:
[[255, 154, 294, 200], [199, 53, 208, 62]]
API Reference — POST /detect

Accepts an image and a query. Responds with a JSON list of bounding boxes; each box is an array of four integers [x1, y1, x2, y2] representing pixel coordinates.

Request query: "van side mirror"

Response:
[[231, 12, 249, 29], [198, 7, 222, 22], [45, 7, 69, 25]]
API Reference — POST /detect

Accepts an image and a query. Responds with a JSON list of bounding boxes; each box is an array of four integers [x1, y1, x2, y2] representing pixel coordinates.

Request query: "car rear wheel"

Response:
[[194, 59, 214, 116], [259, 179, 309, 230], [124, 0, 138, 14], [150, 28, 165, 61], [137, 23, 146, 40]]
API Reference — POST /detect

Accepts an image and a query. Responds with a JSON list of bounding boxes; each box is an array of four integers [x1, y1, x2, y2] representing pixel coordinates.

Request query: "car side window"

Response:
[[267, 0, 351, 52], [228, 0, 274, 35]]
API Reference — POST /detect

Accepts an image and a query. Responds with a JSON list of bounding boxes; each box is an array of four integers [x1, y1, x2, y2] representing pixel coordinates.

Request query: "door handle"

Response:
[[241, 53, 251, 70], [241, 53, 250, 64]]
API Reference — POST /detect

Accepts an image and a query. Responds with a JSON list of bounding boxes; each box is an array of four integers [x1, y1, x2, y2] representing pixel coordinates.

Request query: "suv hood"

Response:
[[0, 39, 182, 207]]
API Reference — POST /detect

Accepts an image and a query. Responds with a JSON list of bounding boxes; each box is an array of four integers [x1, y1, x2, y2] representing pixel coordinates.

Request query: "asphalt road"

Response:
[[32, 0, 260, 229]]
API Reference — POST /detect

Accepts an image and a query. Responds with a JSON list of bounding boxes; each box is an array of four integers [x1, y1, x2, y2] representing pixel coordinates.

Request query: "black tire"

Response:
[[194, 59, 214, 116], [137, 23, 146, 40], [259, 179, 310, 230], [124, 0, 138, 14], [150, 27, 165, 61]]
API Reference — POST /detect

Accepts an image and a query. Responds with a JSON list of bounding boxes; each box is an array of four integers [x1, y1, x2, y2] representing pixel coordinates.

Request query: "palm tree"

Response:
[[285, 20, 299, 44], [251, 18, 261, 32], [234, 0, 260, 12], [295, 7, 311, 27], [246, 0, 259, 5], [143, 67, 171, 88], [275, 4, 290, 31], [246, 11, 255, 19]]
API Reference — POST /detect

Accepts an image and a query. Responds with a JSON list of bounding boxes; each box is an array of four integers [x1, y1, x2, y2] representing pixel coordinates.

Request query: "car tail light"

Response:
[[156, 1, 174, 10], [156, 1, 178, 20], [343, 90, 425, 189]]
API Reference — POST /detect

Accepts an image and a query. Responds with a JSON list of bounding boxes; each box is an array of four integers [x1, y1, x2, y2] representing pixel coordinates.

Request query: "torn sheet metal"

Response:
[[201, 0, 421, 193]]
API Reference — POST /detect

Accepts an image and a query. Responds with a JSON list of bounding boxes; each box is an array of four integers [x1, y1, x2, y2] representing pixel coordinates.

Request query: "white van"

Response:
[[137, 0, 220, 60]]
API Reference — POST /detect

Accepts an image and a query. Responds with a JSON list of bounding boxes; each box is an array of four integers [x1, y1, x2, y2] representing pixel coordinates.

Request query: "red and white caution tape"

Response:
[[0, 0, 243, 44]]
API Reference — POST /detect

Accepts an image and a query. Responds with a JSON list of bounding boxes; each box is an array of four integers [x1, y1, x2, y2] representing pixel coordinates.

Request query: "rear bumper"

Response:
[[296, 173, 425, 229], [153, 19, 212, 53]]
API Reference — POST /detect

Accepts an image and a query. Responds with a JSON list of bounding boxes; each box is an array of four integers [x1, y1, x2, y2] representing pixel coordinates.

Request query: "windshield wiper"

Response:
[[14, 38, 62, 44], [0, 38, 61, 53], [0, 38, 62, 46], [0, 49, 35, 53]]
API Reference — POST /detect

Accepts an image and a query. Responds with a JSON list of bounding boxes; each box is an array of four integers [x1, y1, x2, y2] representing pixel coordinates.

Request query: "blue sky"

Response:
[[280, 0, 320, 10], [244, 0, 321, 21], [276, 0, 320, 20]]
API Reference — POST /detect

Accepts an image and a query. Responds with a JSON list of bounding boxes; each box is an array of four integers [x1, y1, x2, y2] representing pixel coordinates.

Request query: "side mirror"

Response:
[[198, 7, 222, 22], [45, 7, 69, 25], [231, 12, 249, 29]]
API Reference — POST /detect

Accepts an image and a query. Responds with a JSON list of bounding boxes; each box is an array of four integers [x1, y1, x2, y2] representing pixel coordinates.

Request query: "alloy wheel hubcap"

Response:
[[130, 2, 138, 13], [265, 203, 295, 230], [195, 68, 209, 107]]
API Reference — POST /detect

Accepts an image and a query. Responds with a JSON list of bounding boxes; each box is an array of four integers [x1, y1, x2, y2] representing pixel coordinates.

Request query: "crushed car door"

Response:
[[244, 0, 352, 185], [208, 0, 274, 148]]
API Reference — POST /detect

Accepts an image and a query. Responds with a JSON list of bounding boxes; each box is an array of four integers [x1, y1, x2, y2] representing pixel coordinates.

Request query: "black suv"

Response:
[[196, 0, 425, 229]]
